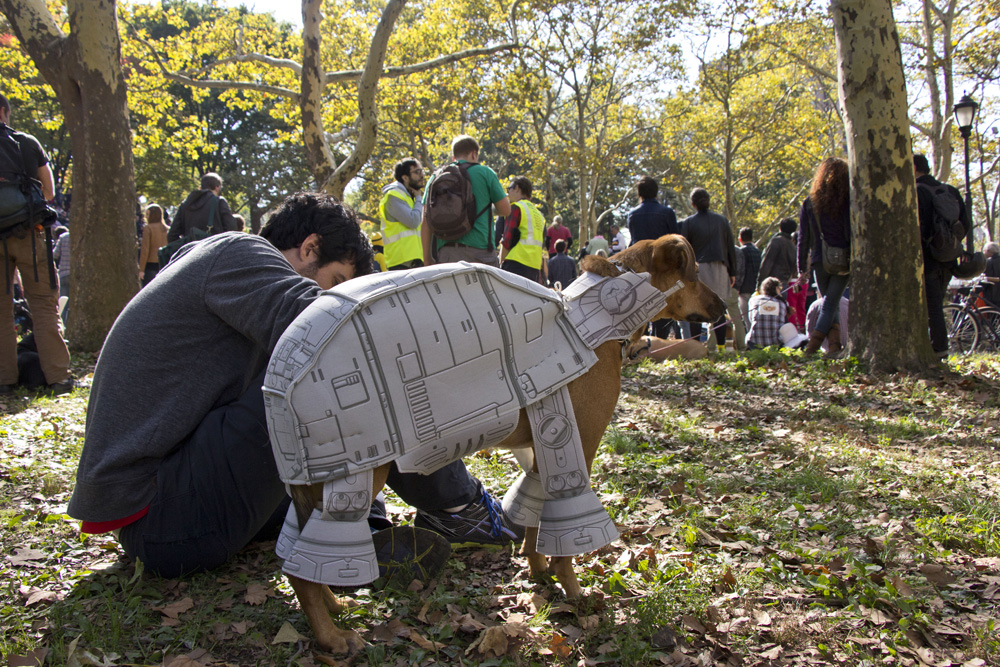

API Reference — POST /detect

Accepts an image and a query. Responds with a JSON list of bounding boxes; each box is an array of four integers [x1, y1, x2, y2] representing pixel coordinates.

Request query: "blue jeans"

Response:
[[812, 265, 849, 335]]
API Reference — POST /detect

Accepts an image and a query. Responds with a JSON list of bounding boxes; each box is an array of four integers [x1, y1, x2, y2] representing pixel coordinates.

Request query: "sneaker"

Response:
[[372, 525, 451, 586], [46, 378, 75, 396], [414, 487, 525, 547]]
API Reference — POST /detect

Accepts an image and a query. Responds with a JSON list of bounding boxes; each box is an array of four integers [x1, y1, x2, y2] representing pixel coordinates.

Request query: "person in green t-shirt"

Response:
[[421, 135, 510, 267]]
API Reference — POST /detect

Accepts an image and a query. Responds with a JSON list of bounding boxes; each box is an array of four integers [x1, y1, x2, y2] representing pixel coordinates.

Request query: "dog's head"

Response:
[[581, 234, 724, 324]]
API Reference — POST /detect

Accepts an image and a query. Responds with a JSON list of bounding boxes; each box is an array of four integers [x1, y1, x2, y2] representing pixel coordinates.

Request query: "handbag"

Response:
[[821, 240, 850, 276], [811, 201, 849, 275]]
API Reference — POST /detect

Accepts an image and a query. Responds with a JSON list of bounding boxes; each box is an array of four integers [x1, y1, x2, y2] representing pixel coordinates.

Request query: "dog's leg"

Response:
[[549, 556, 582, 598], [549, 342, 625, 599], [287, 575, 365, 655]]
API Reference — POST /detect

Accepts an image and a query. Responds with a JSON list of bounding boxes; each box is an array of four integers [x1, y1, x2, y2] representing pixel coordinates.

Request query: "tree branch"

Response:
[[324, 43, 518, 84], [129, 31, 301, 100]]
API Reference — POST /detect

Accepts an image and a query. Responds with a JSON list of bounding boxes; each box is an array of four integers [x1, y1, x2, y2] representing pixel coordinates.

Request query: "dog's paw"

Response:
[[317, 628, 366, 655]]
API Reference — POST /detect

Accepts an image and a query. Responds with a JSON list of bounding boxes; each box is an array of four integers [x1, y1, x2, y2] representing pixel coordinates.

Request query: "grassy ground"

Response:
[[2, 348, 999, 666]]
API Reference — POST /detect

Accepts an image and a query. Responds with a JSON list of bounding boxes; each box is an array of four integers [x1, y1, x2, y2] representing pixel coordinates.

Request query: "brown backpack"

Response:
[[423, 161, 491, 241]]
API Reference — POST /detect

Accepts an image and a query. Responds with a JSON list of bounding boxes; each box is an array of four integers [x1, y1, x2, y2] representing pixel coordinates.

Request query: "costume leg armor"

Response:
[[526, 385, 618, 556], [502, 469, 545, 527], [278, 469, 379, 586]]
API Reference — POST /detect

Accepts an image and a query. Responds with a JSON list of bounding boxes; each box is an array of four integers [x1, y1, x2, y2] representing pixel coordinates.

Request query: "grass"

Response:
[[2, 348, 1000, 665]]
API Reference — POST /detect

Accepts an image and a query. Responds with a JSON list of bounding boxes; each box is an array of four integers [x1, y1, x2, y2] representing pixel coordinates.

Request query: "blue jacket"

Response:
[[627, 199, 678, 244]]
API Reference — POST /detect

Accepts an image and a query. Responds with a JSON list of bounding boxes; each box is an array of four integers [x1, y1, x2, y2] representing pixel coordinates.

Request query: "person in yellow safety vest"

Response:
[[499, 176, 546, 284], [378, 158, 426, 270], [369, 231, 387, 272]]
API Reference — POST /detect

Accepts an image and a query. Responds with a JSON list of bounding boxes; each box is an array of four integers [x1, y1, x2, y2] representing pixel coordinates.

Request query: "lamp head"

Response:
[[954, 93, 978, 137]]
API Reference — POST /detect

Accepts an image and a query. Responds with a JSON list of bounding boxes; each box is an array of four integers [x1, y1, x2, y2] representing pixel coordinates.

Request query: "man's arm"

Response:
[[217, 197, 241, 232], [386, 195, 423, 229], [167, 208, 185, 242], [757, 243, 774, 289], [420, 208, 435, 266], [499, 207, 521, 262], [37, 164, 55, 201], [494, 197, 511, 218]]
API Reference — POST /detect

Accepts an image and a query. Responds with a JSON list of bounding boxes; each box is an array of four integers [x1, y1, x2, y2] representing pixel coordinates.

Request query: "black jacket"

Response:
[[758, 233, 797, 286]]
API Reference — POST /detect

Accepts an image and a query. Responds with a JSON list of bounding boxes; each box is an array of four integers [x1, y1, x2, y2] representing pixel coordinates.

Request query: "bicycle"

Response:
[[943, 279, 1000, 354]]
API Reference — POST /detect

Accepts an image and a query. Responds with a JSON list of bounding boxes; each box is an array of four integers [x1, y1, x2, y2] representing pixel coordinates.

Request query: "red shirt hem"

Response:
[[80, 505, 150, 534]]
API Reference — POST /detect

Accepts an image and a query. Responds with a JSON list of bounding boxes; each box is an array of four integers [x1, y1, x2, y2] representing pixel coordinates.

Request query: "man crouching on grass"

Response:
[[66, 193, 462, 580]]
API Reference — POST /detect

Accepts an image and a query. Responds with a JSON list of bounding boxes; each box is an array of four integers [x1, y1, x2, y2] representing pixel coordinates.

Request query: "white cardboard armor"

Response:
[[264, 262, 667, 585]]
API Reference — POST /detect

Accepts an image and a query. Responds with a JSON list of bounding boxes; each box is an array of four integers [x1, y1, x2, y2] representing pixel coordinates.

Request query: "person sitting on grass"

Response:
[[67, 192, 521, 584], [745, 277, 789, 349]]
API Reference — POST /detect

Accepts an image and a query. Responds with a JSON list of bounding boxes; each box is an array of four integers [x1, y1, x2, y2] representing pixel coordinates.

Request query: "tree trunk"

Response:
[[1, 0, 138, 352], [831, 0, 934, 371]]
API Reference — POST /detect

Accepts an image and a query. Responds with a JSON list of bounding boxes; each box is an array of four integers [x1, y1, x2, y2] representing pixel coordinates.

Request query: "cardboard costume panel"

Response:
[[264, 262, 668, 585]]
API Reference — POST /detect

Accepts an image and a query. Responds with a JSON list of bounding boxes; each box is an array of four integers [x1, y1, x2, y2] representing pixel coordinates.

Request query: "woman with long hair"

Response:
[[797, 157, 851, 356], [138, 204, 170, 286]]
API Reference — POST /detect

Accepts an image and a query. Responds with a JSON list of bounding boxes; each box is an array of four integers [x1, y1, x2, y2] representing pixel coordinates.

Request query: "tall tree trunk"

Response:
[[832, 0, 933, 371], [1, 0, 138, 352]]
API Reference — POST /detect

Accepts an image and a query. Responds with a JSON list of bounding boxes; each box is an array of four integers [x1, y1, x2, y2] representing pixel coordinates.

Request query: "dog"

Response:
[[273, 234, 724, 653], [625, 335, 710, 362]]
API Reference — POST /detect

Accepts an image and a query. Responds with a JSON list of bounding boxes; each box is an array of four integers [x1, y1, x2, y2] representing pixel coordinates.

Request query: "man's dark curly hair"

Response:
[[260, 192, 373, 277]]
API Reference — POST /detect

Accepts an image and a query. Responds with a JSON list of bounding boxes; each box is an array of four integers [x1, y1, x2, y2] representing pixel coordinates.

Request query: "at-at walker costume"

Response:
[[263, 262, 676, 586]]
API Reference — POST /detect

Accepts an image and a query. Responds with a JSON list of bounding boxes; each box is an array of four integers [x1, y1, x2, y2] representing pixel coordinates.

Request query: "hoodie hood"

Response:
[[381, 181, 410, 198], [182, 189, 217, 212]]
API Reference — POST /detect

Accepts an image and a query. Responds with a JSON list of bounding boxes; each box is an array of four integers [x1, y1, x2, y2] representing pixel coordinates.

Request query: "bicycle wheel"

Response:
[[943, 304, 978, 354], [975, 308, 1000, 352]]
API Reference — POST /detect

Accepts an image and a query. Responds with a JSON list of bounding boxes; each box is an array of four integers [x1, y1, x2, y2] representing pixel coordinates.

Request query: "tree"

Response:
[[1, 0, 138, 352], [831, 0, 933, 371], [135, 0, 519, 199]]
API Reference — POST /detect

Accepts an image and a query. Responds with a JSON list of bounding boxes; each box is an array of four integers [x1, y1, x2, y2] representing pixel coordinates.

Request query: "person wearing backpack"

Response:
[[420, 135, 510, 267], [499, 176, 546, 283], [915, 153, 968, 358], [0, 93, 72, 396], [167, 172, 243, 244]]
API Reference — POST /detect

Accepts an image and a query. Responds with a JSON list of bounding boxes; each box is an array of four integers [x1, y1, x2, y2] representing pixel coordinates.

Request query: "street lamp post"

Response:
[[953, 93, 978, 252]]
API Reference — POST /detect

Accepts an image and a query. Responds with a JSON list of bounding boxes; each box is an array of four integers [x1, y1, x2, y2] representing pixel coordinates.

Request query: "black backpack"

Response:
[[917, 182, 964, 264], [423, 161, 491, 241], [0, 125, 58, 292]]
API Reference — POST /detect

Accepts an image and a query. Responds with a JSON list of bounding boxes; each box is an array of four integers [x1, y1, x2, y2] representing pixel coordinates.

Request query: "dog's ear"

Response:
[[580, 254, 620, 277], [650, 235, 696, 281]]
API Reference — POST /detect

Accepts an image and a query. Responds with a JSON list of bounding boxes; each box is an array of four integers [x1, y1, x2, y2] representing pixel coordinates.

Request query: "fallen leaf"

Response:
[[164, 657, 203, 667], [890, 575, 915, 597], [754, 610, 772, 627], [542, 634, 572, 658], [865, 607, 893, 625], [7, 648, 48, 666], [157, 597, 194, 619], [9, 547, 47, 567], [244, 583, 269, 605], [24, 588, 58, 606], [717, 617, 748, 633], [718, 567, 737, 592], [651, 625, 677, 649], [230, 620, 248, 635], [761, 645, 782, 660], [682, 615, 706, 634], [919, 563, 956, 586], [272, 621, 308, 644], [409, 630, 445, 650], [472, 626, 509, 658]]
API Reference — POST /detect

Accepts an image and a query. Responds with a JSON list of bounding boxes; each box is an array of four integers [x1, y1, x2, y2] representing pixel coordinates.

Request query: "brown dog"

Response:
[[284, 234, 724, 654]]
